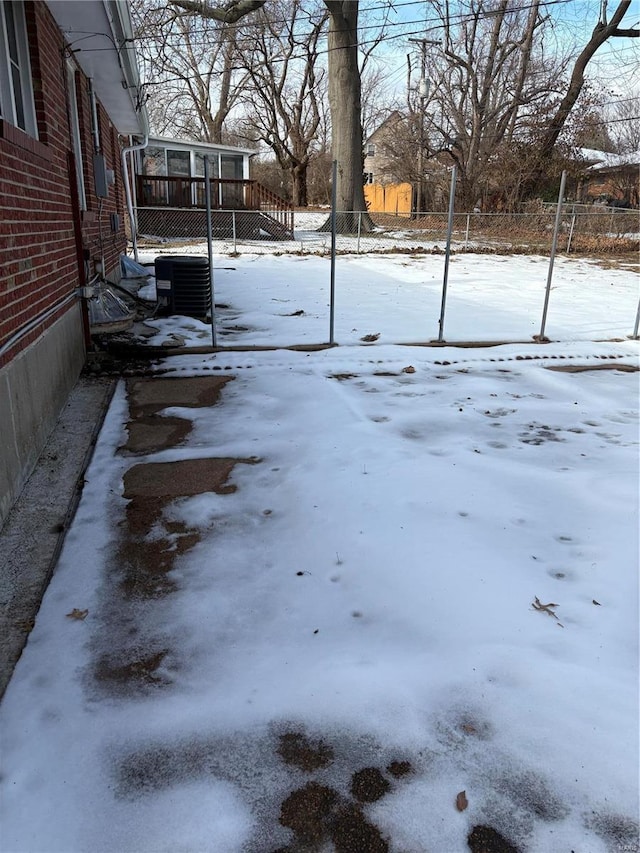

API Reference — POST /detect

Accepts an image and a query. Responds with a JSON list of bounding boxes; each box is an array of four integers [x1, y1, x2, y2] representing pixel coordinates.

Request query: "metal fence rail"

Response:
[[134, 206, 638, 257]]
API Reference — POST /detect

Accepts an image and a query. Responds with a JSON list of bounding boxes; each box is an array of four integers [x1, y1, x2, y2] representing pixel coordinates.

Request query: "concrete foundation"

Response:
[[0, 304, 86, 528]]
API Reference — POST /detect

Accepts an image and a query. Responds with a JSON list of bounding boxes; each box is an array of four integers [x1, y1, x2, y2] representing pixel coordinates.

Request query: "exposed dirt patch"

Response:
[[123, 456, 259, 502], [126, 376, 234, 418], [123, 415, 193, 454], [329, 373, 359, 380], [116, 457, 256, 599], [118, 524, 201, 599], [519, 423, 565, 445], [331, 804, 389, 852], [350, 767, 391, 803], [545, 362, 638, 373], [386, 760, 413, 778], [277, 731, 334, 772], [122, 376, 235, 453], [279, 782, 338, 843], [467, 824, 520, 853], [95, 649, 170, 688]]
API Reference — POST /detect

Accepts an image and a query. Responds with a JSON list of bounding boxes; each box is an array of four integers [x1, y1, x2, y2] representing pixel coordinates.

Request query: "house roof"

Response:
[[46, 1, 148, 135], [366, 111, 404, 143], [148, 137, 256, 157], [578, 147, 640, 170]]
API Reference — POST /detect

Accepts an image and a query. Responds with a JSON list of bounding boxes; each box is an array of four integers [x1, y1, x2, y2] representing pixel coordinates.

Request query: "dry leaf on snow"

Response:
[[456, 790, 469, 811], [66, 608, 89, 621], [402, 365, 416, 374], [532, 596, 563, 627]]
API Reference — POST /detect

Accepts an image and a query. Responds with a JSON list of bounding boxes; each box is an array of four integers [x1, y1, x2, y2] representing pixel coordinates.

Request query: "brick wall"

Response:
[[0, 1, 129, 370]]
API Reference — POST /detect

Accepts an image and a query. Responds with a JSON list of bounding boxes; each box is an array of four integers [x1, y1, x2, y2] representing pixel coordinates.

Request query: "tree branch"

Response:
[[170, 0, 266, 24]]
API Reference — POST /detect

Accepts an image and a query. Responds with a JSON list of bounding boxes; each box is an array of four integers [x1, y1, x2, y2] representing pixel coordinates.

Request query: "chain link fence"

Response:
[[134, 205, 638, 257]]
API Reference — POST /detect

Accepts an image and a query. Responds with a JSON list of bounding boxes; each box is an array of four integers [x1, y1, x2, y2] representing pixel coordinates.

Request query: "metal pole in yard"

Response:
[[357, 210, 362, 254], [464, 213, 470, 250], [232, 210, 237, 253], [566, 205, 576, 254], [437, 165, 457, 343], [632, 298, 640, 340], [329, 159, 337, 345], [539, 169, 567, 342], [204, 155, 216, 347]]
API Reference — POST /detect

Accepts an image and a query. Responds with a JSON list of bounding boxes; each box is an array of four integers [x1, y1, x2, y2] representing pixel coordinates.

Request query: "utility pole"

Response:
[[408, 37, 438, 216]]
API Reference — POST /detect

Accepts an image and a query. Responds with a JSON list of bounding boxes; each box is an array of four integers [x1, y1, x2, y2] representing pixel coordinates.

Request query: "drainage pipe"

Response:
[[0, 292, 78, 361]]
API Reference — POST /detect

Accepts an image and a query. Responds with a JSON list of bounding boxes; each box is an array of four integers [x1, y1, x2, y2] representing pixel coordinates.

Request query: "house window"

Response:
[[0, 0, 38, 137], [66, 62, 86, 211], [366, 144, 375, 157], [142, 146, 167, 176], [363, 172, 374, 185], [167, 149, 190, 177]]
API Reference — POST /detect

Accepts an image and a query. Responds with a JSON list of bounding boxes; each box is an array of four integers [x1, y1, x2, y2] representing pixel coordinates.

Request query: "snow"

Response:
[[0, 251, 638, 852], [135, 253, 638, 347]]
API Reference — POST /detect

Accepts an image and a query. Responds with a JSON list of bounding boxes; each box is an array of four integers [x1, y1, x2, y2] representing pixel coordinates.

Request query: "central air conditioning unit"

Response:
[[154, 256, 211, 321]]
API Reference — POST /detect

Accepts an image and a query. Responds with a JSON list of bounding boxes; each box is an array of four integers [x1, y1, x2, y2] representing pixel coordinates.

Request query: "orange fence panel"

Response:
[[364, 183, 413, 216]]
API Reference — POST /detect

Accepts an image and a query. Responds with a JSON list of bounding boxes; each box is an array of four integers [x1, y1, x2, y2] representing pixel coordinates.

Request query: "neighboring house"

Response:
[[136, 137, 252, 207], [363, 111, 405, 187], [132, 135, 293, 241], [0, 0, 148, 526], [363, 112, 452, 213], [576, 149, 640, 207]]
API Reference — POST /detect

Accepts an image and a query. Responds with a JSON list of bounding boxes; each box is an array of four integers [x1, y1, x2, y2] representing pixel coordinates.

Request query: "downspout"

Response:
[[122, 135, 148, 263]]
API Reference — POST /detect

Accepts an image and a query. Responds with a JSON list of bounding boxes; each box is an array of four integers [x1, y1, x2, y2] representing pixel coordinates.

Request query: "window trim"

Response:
[[0, 0, 38, 138], [66, 61, 87, 211]]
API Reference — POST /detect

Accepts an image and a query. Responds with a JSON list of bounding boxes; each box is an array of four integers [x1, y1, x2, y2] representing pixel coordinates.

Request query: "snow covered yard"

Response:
[[0, 253, 638, 853], [136, 252, 638, 347]]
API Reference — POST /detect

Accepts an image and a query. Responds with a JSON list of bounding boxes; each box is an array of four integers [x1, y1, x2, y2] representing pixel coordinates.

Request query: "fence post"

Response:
[[232, 210, 237, 253], [329, 160, 337, 345], [633, 298, 640, 340], [566, 204, 577, 254], [437, 165, 457, 343], [538, 169, 567, 341], [357, 210, 362, 254], [464, 213, 470, 250], [204, 155, 216, 347]]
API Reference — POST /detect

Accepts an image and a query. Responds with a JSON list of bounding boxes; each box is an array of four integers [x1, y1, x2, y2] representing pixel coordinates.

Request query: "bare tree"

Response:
[[133, 0, 250, 143], [235, 0, 328, 207], [413, 0, 557, 209], [404, 0, 638, 208], [609, 97, 640, 154], [537, 0, 638, 163]]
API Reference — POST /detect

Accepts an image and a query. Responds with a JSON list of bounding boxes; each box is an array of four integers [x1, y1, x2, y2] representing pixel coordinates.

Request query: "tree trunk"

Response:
[[291, 163, 308, 208], [320, 1, 373, 232]]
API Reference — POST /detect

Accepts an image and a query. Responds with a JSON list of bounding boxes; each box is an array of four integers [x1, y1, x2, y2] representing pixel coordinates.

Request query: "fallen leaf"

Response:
[[456, 790, 469, 811], [592, 599, 601, 606], [360, 333, 380, 342], [66, 608, 89, 621], [532, 596, 563, 627], [461, 723, 477, 735], [402, 365, 416, 373]]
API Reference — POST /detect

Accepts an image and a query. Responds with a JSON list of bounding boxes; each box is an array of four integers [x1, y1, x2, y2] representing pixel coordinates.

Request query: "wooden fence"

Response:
[[364, 183, 413, 216]]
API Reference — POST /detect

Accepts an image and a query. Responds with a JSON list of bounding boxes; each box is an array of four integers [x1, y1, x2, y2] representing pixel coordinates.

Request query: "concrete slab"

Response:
[[0, 375, 115, 699]]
